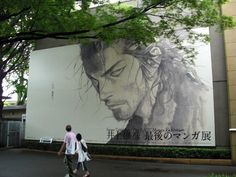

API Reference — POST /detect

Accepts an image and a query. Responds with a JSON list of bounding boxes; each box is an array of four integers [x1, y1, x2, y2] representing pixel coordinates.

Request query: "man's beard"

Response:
[[112, 108, 133, 121]]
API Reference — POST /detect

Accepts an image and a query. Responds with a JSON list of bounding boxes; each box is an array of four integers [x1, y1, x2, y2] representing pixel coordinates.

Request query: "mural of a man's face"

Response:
[[82, 42, 147, 121]]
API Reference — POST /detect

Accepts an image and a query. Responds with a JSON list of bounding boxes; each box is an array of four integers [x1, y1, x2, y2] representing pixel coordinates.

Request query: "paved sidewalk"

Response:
[[0, 149, 235, 177]]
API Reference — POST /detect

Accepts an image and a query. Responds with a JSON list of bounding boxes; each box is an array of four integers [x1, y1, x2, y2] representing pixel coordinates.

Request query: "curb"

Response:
[[0, 147, 14, 151], [92, 154, 232, 166]]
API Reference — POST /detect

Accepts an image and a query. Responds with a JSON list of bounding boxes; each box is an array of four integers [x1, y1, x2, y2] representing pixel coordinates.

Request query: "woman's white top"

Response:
[[76, 139, 90, 162]]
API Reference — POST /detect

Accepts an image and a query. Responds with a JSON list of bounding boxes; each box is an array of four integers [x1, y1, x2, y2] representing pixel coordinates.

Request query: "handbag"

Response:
[[86, 152, 92, 160], [81, 142, 87, 152], [81, 142, 92, 160]]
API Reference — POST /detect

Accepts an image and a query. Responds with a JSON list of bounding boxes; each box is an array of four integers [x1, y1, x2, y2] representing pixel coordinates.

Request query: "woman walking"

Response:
[[75, 133, 91, 177]]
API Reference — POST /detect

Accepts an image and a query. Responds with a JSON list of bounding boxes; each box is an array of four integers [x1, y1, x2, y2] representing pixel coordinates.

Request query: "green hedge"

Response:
[[22, 140, 231, 159], [88, 144, 230, 159], [207, 174, 236, 177]]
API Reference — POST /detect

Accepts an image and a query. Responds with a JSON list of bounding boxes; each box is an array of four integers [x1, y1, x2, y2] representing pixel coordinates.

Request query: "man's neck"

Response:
[[134, 89, 157, 126]]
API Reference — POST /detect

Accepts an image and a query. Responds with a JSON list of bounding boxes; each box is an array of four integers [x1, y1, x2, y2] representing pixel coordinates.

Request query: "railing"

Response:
[[39, 137, 53, 144], [229, 128, 236, 132]]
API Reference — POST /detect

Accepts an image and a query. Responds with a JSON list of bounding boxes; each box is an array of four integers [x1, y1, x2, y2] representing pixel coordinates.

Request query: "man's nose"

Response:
[[99, 80, 112, 101]]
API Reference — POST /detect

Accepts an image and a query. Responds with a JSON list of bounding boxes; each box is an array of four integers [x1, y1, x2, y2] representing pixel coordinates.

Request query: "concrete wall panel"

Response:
[[213, 82, 230, 147]]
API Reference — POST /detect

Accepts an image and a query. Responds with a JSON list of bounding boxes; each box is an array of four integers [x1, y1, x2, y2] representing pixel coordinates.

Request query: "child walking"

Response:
[[75, 133, 91, 177]]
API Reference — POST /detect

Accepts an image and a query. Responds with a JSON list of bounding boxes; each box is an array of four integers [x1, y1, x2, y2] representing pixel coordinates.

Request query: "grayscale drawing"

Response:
[[80, 39, 212, 145]]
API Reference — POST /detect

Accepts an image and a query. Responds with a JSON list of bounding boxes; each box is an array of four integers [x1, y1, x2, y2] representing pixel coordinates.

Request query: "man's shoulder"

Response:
[[66, 131, 76, 135], [65, 131, 76, 139]]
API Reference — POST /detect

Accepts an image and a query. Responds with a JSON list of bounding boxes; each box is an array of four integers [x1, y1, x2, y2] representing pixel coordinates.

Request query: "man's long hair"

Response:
[[80, 39, 207, 118]]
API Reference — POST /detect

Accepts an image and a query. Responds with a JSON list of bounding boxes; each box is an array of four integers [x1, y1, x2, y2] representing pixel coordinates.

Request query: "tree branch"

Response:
[[0, 0, 167, 45], [2, 42, 22, 69], [0, 7, 31, 22], [3, 42, 29, 76], [101, 0, 166, 28]]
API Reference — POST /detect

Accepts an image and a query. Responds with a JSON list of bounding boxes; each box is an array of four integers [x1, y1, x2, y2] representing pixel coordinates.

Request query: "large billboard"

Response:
[[26, 28, 215, 146]]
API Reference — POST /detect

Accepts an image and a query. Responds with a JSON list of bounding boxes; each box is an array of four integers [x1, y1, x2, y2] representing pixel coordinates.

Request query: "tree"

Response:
[[0, 40, 31, 114], [4, 59, 29, 105], [0, 0, 235, 119]]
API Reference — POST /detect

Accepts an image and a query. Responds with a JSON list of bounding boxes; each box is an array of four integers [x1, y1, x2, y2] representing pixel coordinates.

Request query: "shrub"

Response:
[[88, 144, 230, 159], [207, 173, 236, 177], [22, 140, 231, 159]]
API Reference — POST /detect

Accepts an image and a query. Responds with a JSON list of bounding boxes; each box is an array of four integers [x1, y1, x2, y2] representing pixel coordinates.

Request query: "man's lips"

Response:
[[105, 101, 126, 109]]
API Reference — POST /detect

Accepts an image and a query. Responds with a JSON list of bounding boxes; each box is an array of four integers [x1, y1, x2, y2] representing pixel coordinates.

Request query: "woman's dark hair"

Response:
[[76, 133, 82, 141]]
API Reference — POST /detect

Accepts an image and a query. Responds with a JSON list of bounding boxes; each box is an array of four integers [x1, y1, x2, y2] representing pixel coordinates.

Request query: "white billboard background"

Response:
[[26, 45, 127, 143], [26, 28, 215, 145]]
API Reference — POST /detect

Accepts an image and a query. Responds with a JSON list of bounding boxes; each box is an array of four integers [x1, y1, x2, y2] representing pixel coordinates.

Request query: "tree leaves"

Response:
[[0, 0, 235, 114], [1, 0, 234, 46]]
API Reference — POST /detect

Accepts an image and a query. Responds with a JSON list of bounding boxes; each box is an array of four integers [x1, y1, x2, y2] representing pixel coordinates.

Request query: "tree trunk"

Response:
[[0, 78, 3, 120]]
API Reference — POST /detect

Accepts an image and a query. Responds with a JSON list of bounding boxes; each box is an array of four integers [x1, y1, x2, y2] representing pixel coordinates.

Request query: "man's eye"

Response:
[[110, 66, 126, 77]]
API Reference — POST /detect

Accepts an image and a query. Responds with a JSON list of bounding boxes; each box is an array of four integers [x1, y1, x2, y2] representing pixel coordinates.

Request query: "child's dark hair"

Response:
[[76, 133, 82, 141]]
